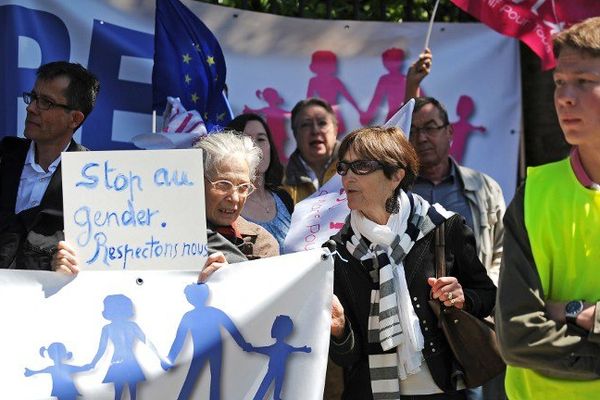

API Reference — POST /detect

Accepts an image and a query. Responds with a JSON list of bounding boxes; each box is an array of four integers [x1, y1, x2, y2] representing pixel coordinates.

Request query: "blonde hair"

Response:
[[554, 17, 600, 58]]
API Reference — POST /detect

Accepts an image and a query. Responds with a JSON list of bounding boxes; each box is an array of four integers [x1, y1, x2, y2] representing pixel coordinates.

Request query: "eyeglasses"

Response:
[[205, 178, 256, 196], [410, 124, 448, 136], [337, 160, 384, 176], [23, 92, 73, 111]]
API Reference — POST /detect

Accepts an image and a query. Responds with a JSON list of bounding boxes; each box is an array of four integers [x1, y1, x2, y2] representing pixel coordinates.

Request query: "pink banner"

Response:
[[451, 0, 600, 70]]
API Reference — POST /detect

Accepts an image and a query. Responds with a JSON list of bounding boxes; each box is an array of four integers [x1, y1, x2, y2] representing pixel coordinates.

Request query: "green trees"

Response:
[[201, 0, 474, 22]]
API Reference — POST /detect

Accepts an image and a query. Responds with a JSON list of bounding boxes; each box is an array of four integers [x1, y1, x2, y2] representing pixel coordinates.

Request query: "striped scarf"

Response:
[[344, 191, 452, 399]]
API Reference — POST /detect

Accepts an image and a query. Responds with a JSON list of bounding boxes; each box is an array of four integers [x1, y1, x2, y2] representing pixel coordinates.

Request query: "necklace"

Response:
[[248, 191, 274, 214]]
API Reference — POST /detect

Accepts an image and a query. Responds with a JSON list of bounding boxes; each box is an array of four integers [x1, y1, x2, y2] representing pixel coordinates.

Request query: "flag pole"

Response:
[[424, 0, 441, 50], [152, 110, 157, 133]]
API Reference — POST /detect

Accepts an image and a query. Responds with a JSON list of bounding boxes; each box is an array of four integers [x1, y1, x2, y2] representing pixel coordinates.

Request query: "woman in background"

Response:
[[227, 113, 293, 253]]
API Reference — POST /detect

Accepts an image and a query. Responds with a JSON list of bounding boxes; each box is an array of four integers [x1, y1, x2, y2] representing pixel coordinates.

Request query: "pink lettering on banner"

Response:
[[329, 222, 344, 230], [303, 197, 328, 251]]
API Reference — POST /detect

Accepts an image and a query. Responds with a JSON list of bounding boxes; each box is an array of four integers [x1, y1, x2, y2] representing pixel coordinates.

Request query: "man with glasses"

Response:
[[408, 96, 506, 400], [409, 97, 505, 287], [0, 61, 99, 270]]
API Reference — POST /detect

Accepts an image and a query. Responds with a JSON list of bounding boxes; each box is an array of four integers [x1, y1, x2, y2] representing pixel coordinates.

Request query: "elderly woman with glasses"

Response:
[[197, 131, 279, 262], [52, 132, 278, 277], [328, 126, 495, 400]]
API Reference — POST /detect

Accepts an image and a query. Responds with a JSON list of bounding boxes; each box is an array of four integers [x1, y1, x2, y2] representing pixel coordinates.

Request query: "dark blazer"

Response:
[[329, 215, 496, 399], [0, 136, 86, 270]]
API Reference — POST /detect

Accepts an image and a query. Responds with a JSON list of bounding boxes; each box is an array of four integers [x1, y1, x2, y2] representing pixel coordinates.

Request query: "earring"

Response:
[[385, 195, 400, 214]]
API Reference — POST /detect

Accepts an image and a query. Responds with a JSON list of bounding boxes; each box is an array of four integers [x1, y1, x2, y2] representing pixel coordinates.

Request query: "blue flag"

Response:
[[153, 0, 232, 131]]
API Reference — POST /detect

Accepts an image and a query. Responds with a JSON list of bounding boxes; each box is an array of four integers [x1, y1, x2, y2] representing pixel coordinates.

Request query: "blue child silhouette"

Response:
[[249, 315, 311, 400], [88, 294, 168, 400], [164, 283, 251, 400], [24, 342, 90, 400]]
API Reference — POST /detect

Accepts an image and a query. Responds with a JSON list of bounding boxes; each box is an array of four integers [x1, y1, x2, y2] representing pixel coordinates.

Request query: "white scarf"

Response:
[[345, 191, 453, 396]]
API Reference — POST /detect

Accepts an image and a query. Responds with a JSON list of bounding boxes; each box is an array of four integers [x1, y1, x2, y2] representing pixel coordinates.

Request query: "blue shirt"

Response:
[[245, 192, 291, 253], [412, 159, 474, 230], [15, 141, 66, 214]]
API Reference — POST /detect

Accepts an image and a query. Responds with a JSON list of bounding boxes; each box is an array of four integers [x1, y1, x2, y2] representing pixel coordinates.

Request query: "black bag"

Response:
[[428, 223, 505, 388]]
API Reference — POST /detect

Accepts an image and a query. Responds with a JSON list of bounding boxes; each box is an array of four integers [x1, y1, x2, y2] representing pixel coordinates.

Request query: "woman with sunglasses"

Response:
[[329, 126, 495, 400], [52, 132, 278, 277]]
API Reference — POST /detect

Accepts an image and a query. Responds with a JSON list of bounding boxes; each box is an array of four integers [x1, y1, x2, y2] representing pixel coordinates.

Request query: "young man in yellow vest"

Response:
[[496, 17, 600, 399]]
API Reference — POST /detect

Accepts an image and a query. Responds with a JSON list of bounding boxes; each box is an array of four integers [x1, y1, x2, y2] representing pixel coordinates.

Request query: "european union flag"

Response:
[[153, 0, 232, 131]]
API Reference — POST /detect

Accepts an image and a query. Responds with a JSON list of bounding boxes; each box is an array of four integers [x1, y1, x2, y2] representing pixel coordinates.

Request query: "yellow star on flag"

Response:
[[194, 44, 201, 52], [184, 74, 192, 84], [217, 113, 225, 121], [191, 93, 199, 103], [182, 53, 192, 64], [206, 56, 215, 66], [204, 112, 209, 120]]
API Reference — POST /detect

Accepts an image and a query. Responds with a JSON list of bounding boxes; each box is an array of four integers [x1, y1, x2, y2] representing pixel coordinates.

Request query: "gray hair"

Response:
[[194, 131, 262, 181]]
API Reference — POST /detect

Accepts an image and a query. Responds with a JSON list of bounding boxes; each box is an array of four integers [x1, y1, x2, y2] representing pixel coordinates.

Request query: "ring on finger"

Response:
[[447, 291, 454, 300], [450, 298, 456, 305]]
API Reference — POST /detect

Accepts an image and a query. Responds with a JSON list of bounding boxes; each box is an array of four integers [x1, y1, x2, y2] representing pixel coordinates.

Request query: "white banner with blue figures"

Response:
[[1, 249, 333, 399]]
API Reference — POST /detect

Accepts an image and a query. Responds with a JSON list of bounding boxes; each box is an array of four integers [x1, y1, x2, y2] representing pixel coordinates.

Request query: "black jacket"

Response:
[[0, 136, 86, 270], [329, 214, 496, 399]]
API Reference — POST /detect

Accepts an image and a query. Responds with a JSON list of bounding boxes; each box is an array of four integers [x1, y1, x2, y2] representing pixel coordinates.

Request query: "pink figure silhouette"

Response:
[[360, 48, 412, 125], [450, 95, 486, 163], [244, 88, 291, 163], [306, 50, 362, 135]]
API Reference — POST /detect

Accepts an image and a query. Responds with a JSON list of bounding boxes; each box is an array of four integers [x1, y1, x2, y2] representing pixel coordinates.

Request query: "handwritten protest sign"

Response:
[[62, 150, 207, 271], [283, 174, 350, 254]]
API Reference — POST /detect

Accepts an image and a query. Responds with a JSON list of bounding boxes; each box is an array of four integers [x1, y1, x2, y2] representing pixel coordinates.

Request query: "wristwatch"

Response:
[[565, 300, 584, 325]]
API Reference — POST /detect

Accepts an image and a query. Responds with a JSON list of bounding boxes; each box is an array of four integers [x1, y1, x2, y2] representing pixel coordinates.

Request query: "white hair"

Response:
[[194, 131, 262, 180]]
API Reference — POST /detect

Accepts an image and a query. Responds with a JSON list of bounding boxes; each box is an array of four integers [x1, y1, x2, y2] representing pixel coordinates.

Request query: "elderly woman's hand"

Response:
[[427, 276, 465, 309], [52, 241, 81, 275], [198, 251, 228, 283], [331, 294, 346, 339]]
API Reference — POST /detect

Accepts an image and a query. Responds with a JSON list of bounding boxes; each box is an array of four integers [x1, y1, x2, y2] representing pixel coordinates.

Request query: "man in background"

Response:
[[0, 61, 99, 270]]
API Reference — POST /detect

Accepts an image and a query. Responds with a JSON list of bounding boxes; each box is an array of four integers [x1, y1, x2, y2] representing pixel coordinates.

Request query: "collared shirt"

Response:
[[15, 142, 66, 214], [299, 156, 319, 190], [412, 159, 474, 230], [298, 154, 335, 191], [570, 147, 600, 191]]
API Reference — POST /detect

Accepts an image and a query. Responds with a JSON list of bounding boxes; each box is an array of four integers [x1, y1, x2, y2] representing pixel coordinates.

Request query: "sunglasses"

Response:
[[336, 160, 384, 176]]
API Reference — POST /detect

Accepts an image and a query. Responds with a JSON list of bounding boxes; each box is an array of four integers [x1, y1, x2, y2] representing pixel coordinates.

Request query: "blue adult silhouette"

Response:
[[249, 315, 311, 400], [88, 294, 167, 400], [165, 283, 251, 400], [24, 342, 90, 400]]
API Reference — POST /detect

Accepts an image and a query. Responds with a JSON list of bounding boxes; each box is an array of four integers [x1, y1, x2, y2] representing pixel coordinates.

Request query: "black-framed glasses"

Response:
[[410, 124, 448, 136], [23, 91, 73, 111], [205, 178, 256, 196], [337, 160, 384, 176]]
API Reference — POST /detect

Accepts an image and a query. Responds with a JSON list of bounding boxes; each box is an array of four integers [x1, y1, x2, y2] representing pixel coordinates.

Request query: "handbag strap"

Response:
[[434, 223, 446, 278]]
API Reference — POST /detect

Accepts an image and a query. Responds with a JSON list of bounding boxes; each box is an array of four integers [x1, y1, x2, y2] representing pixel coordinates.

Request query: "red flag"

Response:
[[450, 0, 600, 70]]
